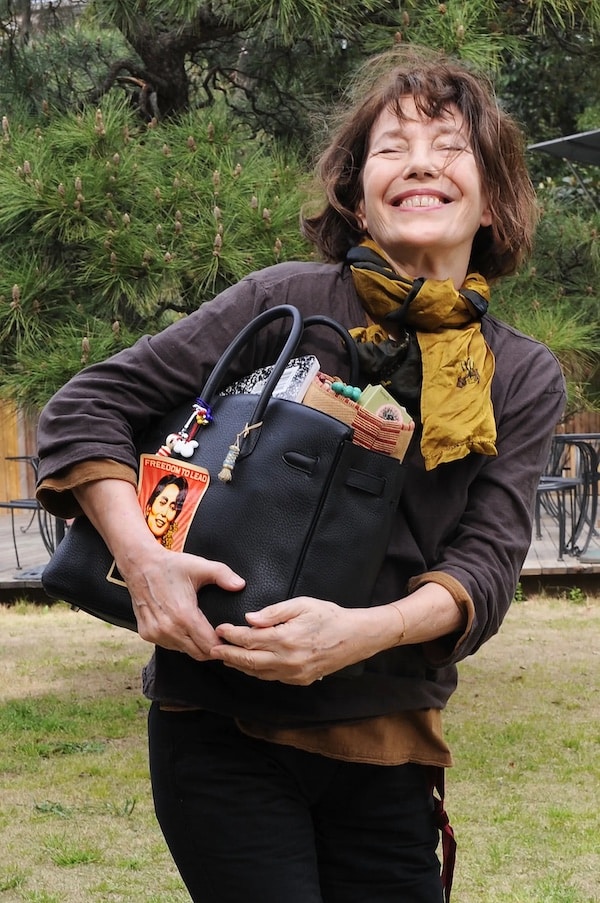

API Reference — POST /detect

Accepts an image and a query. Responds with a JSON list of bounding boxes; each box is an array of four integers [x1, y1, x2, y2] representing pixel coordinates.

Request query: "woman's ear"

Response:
[[355, 199, 367, 232], [480, 193, 493, 228]]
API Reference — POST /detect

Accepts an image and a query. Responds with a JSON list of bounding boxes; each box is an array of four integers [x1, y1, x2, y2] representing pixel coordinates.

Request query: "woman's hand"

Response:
[[73, 477, 245, 660], [210, 597, 406, 684], [120, 544, 245, 660]]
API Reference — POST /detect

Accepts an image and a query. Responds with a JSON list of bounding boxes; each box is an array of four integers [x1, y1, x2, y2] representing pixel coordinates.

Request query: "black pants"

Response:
[[148, 704, 444, 903]]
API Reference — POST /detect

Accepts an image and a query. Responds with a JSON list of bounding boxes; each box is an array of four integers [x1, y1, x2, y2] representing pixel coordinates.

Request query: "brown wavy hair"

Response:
[[301, 46, 537, 279]]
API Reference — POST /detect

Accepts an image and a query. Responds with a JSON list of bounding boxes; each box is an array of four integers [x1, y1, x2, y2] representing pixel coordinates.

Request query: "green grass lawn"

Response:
[[1, 597, 599, 902], [446, 597, 600, 902], [0, 603, 187, 902]]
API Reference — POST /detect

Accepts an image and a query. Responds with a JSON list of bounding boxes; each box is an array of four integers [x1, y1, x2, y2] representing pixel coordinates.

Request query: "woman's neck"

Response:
[[375, 244, 470, 288]]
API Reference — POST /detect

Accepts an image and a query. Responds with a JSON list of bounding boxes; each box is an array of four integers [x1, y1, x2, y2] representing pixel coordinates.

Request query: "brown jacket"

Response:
[[37, 261, 566, 725]]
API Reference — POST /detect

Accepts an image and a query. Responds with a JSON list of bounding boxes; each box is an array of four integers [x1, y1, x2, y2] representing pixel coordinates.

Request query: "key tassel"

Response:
[[218, 421, 263, 483], [218, 442, 240, 483]]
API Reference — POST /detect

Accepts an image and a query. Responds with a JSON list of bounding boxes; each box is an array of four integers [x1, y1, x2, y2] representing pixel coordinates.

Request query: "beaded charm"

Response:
[[330, 380, 362, 403]]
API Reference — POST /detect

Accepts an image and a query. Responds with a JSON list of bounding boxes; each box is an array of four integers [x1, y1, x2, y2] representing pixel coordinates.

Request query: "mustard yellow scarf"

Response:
[[348, 239, 497, 470]]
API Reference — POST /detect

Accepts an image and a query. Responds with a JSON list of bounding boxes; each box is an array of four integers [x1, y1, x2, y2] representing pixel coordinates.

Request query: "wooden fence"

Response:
[[0, 402, 39, 505], [557, 410, 600, 435]]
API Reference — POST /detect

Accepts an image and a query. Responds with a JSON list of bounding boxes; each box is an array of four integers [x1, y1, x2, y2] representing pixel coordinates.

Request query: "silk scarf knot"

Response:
[[348, 239, 497, 470]]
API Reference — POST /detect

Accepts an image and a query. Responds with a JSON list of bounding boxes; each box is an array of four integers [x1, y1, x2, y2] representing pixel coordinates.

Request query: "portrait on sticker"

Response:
[[138, 453, 210, 551]]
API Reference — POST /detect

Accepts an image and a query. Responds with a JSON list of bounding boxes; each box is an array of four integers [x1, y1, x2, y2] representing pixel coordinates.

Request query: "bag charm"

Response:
[[157, 398, 213, 458]]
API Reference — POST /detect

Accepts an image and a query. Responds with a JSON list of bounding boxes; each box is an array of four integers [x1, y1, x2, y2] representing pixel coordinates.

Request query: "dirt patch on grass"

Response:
[[0, 602, 149, 703], [446, 596, 600, 902], [467, 596, 600, 685]]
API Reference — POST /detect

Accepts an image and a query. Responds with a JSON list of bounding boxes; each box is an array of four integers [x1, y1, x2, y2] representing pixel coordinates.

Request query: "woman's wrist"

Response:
[[389, 603, 407, 644], [387, 583, 465, 648]]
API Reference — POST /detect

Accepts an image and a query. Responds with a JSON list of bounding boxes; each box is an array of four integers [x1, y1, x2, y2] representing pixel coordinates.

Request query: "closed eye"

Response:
[[434, 143, 467, 152], [373, 147, 407, 156]]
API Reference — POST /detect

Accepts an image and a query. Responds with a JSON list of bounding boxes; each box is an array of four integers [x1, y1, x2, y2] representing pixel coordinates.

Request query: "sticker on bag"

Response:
[[106, 453, 210, 586]]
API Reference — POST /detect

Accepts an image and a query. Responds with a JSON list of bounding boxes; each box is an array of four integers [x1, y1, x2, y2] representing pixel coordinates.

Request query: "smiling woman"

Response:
[[303, 47, 537, 280], [36, 45, 566, 903]]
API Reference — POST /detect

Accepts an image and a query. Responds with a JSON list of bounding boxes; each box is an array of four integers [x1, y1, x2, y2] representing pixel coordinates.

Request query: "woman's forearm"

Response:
[[73, 478, 158, 567]]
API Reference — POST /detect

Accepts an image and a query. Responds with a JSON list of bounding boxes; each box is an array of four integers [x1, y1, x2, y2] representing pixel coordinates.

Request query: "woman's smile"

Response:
[[390, 190, 451, 209]]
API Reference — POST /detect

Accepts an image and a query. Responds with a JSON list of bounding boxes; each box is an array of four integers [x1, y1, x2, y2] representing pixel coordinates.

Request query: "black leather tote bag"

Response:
[[42, 305, 406, 630]]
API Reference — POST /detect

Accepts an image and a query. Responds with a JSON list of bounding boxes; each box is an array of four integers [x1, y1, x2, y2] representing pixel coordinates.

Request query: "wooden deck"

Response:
[[0, 509, 59, 597], [520, 503, 600, 593], [1, 505, 600, 603]]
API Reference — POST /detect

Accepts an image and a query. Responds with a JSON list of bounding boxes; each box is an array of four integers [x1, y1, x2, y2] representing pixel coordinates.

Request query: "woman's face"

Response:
[[357, 97, 492, 283], [146, 483, 180, 539]]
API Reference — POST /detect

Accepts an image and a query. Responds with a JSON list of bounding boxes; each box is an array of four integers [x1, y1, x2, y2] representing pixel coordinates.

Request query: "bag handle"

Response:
[[201, 305, 304, 424], [165, 305, 362, 481], [303, 314, 360, 385], [201, 306, 360, 429]]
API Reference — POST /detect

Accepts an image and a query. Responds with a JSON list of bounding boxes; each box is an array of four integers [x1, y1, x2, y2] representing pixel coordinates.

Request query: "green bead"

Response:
[[331, 381, 344, 394], [351, 387, 362, 402], [342, 385, 355, 397]]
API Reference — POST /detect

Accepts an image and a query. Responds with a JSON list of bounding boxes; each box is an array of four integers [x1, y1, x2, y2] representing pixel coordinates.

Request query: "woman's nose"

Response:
[[402, 142, 437, 178]]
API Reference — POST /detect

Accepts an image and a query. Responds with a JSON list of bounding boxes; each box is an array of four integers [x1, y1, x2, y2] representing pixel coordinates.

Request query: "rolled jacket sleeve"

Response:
[[36, 459, 137, 518], [407, 571, 475, 664]]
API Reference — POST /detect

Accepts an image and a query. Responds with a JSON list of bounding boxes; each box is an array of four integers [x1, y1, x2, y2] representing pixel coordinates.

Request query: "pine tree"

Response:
[[1, 0, 600, 408], [0, 97, 311, 407]]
